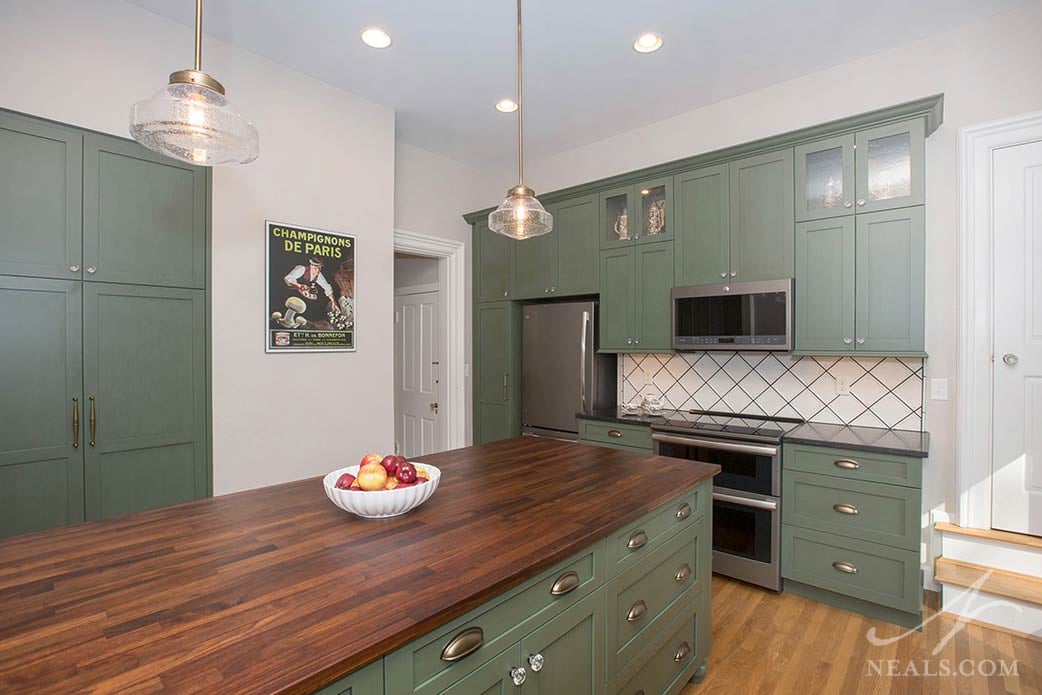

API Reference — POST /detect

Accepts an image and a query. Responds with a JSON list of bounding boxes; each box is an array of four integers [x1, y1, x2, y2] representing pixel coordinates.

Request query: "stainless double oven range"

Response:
[[652, 410, 803, 591]]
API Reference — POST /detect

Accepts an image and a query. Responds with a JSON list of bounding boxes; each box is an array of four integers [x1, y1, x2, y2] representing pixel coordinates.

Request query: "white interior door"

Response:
[[394, 290, 442, 458], [992, 139, 1042, 536]]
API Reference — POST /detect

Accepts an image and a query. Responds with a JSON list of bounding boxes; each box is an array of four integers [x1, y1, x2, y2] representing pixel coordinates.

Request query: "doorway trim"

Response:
[[393, 229, 467, 450], [956, 110, 1042, 529]]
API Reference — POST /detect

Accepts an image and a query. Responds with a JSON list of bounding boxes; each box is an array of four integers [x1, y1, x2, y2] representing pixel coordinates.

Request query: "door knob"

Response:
[[430, 402, 439, 413], [1003, 353, 1019, 366]]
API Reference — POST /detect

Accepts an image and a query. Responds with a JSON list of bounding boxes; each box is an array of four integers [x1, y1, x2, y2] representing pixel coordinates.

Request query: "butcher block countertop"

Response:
[[0, 437, 719, 695]]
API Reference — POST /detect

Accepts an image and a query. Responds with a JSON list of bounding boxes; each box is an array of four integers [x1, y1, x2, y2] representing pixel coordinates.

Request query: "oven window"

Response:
[[655, 441, 775, 496], [674, 292, 787, 338], [713, 500, 773, 563]]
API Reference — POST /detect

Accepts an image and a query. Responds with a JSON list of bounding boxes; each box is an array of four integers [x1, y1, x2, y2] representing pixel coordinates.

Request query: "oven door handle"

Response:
[[652, 433, 778, 458], [712, 491, 779, 511]]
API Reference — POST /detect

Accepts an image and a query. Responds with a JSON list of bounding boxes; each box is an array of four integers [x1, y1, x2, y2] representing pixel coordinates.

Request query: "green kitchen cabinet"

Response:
[[551, 194, 599, 296], [599, 179, 673, 250], [311, 660, 384, 695], [513, 223, 557, 299], [598, 242, 673, 352], [795, 134, 856, 222], [0, 276, 84, 539], [0, 112, 82, 280], [82, 283, 208, 520], [728, 148, 795, 282], [83, 134, 207, 289], [440, 644, 523, 695], [855, 207, 925, 353], [598, 247, 636, 351], [673, 164, 729, 286], [794, 217, 855, 352], [855, 119, 925, 214], [474, 301, 522, 444], [475, 220, 516, 302], [520, 591, 605, 695]]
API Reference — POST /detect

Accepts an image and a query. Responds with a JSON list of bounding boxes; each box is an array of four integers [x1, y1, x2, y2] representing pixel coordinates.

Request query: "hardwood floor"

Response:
[[682, 575, 1042, 695]]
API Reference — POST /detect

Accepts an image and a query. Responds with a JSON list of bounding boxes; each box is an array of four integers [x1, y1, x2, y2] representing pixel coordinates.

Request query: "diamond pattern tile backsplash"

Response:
[[620, 353, 924, 431]]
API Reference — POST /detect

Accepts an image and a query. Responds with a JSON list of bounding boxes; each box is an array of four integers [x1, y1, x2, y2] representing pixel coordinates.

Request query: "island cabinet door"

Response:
[[82, 283, 208, 520], [474, 301, 521, 443], [794, 217, 855, 353], [728, 148, 795, 282], [440, 644, 525, 695], [673, 164, 730, 287], [520, 590, 606, 695], [598, 247, 635, 351], [310, 659, 384, 695], [83, 134, 207, 289], [513, 223, 557, 299], [552, 195, 599, 296], [0, 112, 82, 280], [633, 241, 674, 352], [475, 220, 516, 301], [0, 277, 84, 539]]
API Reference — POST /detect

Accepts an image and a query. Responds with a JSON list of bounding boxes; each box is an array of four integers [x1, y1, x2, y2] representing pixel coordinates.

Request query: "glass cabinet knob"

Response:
[[720, 272, 727, 278], [69, 264, 80, 272], [550, 286, 556, 293], [528, 653, 544, 672], [844, 201, 853, 209], [627, 338, 633, 345], [86, 266, 97, 274], [503, 290, 508, 297], [856, 199, 866, 206], [843, 337, 853, 345], [510, 666, 526, 686], [856, 337, 866, 344], [729, 271, 736, 277]]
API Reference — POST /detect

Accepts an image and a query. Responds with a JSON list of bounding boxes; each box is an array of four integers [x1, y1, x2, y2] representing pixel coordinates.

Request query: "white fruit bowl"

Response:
[[323, 463, 441, 519]]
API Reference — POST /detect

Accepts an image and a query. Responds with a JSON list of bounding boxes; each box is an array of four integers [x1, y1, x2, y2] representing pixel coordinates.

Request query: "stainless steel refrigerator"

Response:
[[522, 301, 617, 439]]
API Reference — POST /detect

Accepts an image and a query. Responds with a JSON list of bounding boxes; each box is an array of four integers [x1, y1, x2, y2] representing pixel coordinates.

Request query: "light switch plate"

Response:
[[930, 378, 948, 400]]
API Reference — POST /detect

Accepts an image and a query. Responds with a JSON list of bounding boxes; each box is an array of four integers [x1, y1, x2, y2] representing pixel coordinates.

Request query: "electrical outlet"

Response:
[[930, 378, 948, 401], [835, 377, 851, 395]]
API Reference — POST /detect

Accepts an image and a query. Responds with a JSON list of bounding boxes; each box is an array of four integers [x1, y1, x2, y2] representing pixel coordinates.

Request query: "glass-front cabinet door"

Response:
[[635, 177, 673, 244], [599, 185, 637, 249], [795, 134, 855, 222], [855, 119, 925, 214]]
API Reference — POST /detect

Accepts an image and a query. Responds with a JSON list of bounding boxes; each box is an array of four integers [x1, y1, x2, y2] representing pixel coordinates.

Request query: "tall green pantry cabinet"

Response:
[[0, 110, 211, 539]]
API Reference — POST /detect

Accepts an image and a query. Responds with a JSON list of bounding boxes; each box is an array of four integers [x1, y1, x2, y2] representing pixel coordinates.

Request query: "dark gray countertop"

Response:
[[577, 409, 930, 458]]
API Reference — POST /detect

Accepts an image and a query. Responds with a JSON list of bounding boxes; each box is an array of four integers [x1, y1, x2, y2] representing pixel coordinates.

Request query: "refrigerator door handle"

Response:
[[579, 310, 589, 413]]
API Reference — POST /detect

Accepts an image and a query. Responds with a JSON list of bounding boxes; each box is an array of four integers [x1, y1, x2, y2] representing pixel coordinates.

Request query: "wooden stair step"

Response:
[[935, 521, 1042, 550], [934, 556, 1042, 606]]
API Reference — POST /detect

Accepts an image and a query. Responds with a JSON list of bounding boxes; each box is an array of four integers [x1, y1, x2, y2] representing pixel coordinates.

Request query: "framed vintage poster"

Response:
[[265, 220, 356, 353]]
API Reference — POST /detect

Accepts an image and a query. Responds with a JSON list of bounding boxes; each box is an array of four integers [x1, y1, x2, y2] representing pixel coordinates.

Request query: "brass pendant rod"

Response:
[[194, 0, 204, 71], [516, 0, 524, 187]]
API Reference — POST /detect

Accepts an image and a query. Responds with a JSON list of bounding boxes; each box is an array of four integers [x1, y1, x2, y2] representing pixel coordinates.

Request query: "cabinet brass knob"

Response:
[[674, 641, 692, 663], [674, 563, 692, 583], [832, 561, 858, 574], [549, 570, 580, 596], [627, 530, 648, 550], [833, 459, 860, 470], [833, 503, 859, 515], [675, 502, 692, 520], [626, 600, 648, 622], [440, 626, 484, 662]]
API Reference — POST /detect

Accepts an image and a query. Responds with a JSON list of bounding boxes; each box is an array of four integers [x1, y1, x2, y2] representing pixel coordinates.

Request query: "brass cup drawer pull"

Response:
[[675, 502, 692, 521], [549, 570, 580, 596], [833, 503, 860, 515], [440, 626, 484, 662], [608, 429, 623, 438], [673, 641, 692, 663], [674, 563, 692, 583], [833, 458, 860, 470], [627, 530, 648, 550], [832, 561, 858, 575], [626, 600, 648, 623]]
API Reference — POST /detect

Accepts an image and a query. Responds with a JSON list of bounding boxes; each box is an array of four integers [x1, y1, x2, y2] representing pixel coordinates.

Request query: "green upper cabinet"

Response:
[[551, 194, 599, 296], [674, 165, 729, 286], [598, 247, 636, 351], [82, 283, 208, 520], [795, 217, 855, 353], [855, 120, 925, 214], [728, 148, 795, 282], [474, 301, 522, 444], [795, 134, 856, 222], [83, 134, 207, 288], [855, 208, 925, 353], [599, 179, 673, 250], [0, 112, 82, 280], [513, 225, 557, 299], [0, 276, 84, 539], [475, 219, 516, 302], [599, 241, 673, 352]]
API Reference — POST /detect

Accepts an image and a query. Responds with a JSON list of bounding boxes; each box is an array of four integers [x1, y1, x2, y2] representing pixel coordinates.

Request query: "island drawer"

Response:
[[606, 484, 706, 576], [608, 591, 705, 695], [781, 525, 921, 614], [783, 443, 922, 489], [606, 522, 704, 677], [384, 542, 605, 695], [579, 419, 653, 450], [311, 659, 384, 695], [783, 471, 920, 550]]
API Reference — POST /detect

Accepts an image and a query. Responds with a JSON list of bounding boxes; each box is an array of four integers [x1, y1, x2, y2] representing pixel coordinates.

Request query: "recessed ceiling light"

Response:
[[361, 28, 392, 49], [495, 99, 518, 113], [633, 33, 663, 53]]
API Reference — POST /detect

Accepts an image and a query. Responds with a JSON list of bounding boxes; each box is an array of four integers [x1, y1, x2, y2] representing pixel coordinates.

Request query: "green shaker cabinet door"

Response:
[[521, 591, 605, 695], [514, 225, 557, 299], [441, 644, 523, 695], [474, 302, 521, 443], [795, 217, 855, 352], [83, 135, 207, 288], [0, 113, 82, 280], [0, 277, 84, 538], [795, 135, 855, 222], [310, 660, 384, 695], [599, 185, 638, 250], [552, 195, 599, 296], [729, 149, 795, 282], [854, 119, 926, 214], [634, 242, 674, 351], [674, 165, 729, 286], [476, 220, 516, 301], [855, 208, 925, 353], [634, 177, 674, 245], [598, 248, 635, 351], [82, 283, 207, 520]]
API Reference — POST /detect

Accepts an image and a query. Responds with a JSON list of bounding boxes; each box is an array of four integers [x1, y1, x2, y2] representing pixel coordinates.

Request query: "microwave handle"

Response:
[[651, 433, 778, 458], [712, 491, 779, 511]]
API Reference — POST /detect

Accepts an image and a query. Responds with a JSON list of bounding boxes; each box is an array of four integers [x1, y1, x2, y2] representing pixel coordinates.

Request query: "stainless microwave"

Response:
[[671, 279, 793, 351]]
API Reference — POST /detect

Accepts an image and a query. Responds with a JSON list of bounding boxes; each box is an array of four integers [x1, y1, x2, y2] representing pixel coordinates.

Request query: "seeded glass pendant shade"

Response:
[[489, 0, 552, 240], [129, 0, 258, 166]]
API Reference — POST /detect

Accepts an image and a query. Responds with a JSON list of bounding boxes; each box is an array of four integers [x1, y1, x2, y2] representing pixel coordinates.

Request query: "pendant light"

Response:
[[129, 0, 259, 166], [488, 0, 553, 240]]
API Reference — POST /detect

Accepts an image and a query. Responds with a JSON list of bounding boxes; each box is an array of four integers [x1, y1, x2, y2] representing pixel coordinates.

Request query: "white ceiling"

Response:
[[127, 0, 1024, 169]]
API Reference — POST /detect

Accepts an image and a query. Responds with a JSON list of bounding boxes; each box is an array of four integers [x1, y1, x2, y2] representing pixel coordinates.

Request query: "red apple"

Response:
[[396, 461, 417, 484], [359, 452, 382, 469], [334, 472, 356, 490], [380, 455, 398, 476], [357, 462, 388, 491]]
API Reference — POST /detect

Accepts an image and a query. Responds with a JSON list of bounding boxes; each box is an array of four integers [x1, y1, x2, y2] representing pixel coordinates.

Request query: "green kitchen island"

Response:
[[0, 437, 718, 695]]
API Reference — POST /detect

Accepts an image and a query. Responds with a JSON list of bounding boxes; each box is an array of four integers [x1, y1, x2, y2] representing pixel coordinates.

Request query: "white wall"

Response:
[[522, 0, 1042, 573], [0, 0, 396, 494], [394, 254, 440, 290]]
